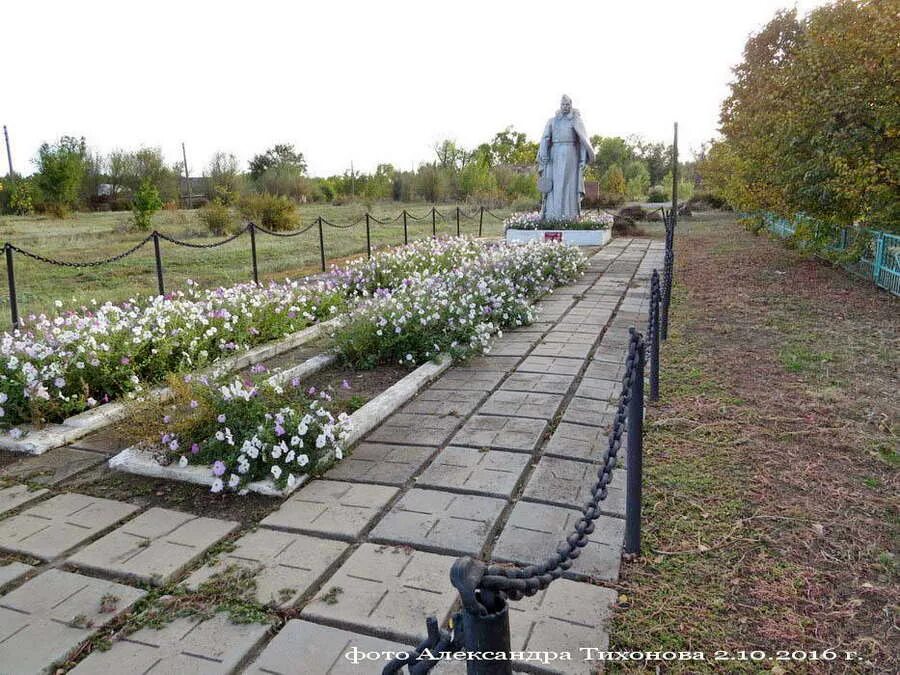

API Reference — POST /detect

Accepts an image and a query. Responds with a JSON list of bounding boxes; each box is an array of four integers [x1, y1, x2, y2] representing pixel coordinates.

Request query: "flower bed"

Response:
[[334, 241, 586, 368], [0, 237, 490, 434], [503, 211, 614, 231]]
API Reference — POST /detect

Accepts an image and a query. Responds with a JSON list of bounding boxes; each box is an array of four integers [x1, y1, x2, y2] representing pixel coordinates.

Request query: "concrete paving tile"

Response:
[[428, 368, 506, 392], [301, 543, 458, 643], [400, 389, 485, 417], [0, 561, 32, 589], [464, 355, 526, 371], [492, 501, 624, 581], [369, 488, 506, 556], [508, 579, 616, 674], [0, 493, 139, 560], [543, 422, 613, 462], [0, 448, 105, 487], [560, 398, 617, 428], [0, 483, 48, 516], [530, 342, 592, 361], [244, 619, 410, 674], [575, 377, 620, 402], [260, 480, 398, 540], [450, 415, 547, 453], [517, 356, 582, 376], [480, 390, 564, 421], [324, 443, 437, 486], [0, 569, 145, 674], [541, 331, 597, 345], [367, 413, 460, 446], [500, 371, 576, 396], [584, 359, 627, 379], [486, 339, 535, 358], [183, 529, 348, 607], [523, 457, 626, 517], [69, 612, 269, 674], [67, 507, 239, 586], [416, 446, 530, 498]]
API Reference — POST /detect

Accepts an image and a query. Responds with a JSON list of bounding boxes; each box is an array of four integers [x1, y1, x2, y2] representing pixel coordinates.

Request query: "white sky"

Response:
[[5, 0, 828, 177]]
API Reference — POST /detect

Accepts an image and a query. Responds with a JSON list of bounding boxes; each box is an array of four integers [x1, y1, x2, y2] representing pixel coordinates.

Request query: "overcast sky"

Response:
[[5, 0, 828, 177]]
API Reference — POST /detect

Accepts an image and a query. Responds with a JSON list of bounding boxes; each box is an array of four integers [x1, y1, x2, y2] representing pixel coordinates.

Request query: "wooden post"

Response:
[[182, 142, 192, 210]]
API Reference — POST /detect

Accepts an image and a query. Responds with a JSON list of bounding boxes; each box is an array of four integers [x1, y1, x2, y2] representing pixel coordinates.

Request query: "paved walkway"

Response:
[[0, 238, 664, 674]]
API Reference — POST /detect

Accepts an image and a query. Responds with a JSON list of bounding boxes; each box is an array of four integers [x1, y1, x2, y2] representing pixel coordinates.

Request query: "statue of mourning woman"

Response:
[[537, 95, 595, 222]]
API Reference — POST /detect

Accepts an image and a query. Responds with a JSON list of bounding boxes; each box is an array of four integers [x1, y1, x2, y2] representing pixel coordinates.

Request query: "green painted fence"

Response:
[[761, 213, 900, 297]]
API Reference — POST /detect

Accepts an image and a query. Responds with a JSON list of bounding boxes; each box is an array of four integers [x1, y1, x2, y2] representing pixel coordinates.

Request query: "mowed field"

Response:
[[0, 202, 513, 328]]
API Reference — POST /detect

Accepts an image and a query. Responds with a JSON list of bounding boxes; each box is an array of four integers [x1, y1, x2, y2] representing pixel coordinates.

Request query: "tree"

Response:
[[34, 136, 87, 217], [433, 140, 468, 171], [131, 179, 163, 230], [249, 144, 307, 181], [208, 152, 242, 204], [488, 127, 539, 166], [590, 136, 635, 176], [599, 164, 627, 197], [106, 150, 132, 198]]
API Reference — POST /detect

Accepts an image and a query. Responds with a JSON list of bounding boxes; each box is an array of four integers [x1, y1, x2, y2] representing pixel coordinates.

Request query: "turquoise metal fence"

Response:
[[761, 213, 900, 297]]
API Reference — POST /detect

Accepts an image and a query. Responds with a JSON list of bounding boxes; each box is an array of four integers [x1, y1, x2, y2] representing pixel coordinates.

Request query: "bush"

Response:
[[687, 191, 729, 210], [238, 193, 298, 232], [583, 192, 625, 209], [131, 179, 163, 230], [618, 205, 648, 221], [647, 185, 667, 203], [197, 200, 239, 236], [9, 180, 35, 215]]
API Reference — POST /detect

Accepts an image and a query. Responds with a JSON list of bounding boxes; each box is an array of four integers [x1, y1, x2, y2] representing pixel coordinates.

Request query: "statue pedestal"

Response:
[[505, 228, 611, 246]]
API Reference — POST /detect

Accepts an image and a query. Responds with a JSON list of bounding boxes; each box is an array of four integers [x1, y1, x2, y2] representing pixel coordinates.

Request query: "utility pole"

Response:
[[671, 122, 679, 218], [3, 126, 13, 178], [182, 142, 192, 209]]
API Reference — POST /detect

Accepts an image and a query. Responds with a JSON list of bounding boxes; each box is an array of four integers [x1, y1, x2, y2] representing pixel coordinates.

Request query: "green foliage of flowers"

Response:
[[334, 241, 586, 368]]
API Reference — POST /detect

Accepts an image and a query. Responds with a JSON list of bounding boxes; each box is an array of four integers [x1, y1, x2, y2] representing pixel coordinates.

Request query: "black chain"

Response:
[[452, 329, 645, 616], [253, 220, 319, 237], [7, 235, 153, 267], [321, 217, 360, 229], [381, 615, 463, 674], [481, 208, 507, 221], [156, 227, 249, 248]]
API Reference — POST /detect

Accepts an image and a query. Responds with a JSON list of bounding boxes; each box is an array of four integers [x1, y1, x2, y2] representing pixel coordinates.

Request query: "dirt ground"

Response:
[[611, 213, 898, 672]]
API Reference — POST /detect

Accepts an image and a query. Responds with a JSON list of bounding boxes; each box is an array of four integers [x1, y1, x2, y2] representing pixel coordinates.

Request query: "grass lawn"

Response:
[[611, 213, 898, 671], [0, 202, 512, 328]]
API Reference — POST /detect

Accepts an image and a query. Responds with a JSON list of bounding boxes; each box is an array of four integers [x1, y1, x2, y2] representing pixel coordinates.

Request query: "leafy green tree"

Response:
[[488, 127, 539, 166], [131, 179, 163, 230], [600, 164, 627, 197], [249, 144, 307, 181], [34, 136, 87, 217], [590, 137, 635, 176], [208, 152, 243, 204]]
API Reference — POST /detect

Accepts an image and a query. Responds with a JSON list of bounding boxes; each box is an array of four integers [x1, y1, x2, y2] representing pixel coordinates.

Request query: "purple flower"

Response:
[[341, 379, 351, 390], [290, 377, 300, 388], [212, 460, 226, 476], [307, 387, 316, 396], [191, 442, 200, 454], [163, 415, 171, 424], [250, 363, 267, 374], [120, 357, 130, 365], [189, 400, 198, 409], [274, 423, 285, 436]]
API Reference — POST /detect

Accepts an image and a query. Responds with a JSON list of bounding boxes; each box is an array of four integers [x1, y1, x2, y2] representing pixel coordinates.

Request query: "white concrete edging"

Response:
[[505, 228, 611, 246], [0, 318, 340, 456], [107, 353, 452, 497]]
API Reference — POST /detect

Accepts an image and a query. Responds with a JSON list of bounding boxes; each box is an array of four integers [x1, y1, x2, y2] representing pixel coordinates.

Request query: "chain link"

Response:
[[7, 235, 154, 267], [156, 227, 249, 249], [253, 220, 319, 237]]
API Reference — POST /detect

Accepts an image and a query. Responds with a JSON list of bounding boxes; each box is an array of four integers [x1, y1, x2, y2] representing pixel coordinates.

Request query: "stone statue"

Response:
[[537, 95, 595, 221]]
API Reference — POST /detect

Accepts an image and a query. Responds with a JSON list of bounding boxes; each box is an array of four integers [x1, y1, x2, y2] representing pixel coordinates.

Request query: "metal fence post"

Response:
[[365, 213, 372, 259], [456, 206, 461, 236], [249, 223, 259, 285], [152, 232, 165, 296], [317, 217, 326, 272], [451, 559, 512, 675], [649, 270, 660, 402], [873, 232, 884, 285], [403, 210, 409, 245], [624, 330, 645, 555], [661, 215, 674, 340], [5, 244, 19, 330], [479, 206, 484, 237], [432, 207, 437, 238]]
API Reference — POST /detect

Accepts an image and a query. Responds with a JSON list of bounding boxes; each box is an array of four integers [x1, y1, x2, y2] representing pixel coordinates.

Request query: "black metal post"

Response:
[[249, 223, 259, 285], [365, 213, 372, 259], [152, 232, 165, 296], [317, 217, 326, 272], [5, 244, 19, 330], [661, 216, 673, 341], [479, 206, 484, 237], [649, 270, 660, 402], [459, 603, 512, 674], [456, 206, 461, 236], [403, 210, 409, 245], [432, 207, 436, 238], [624, 331, 645, 555]]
